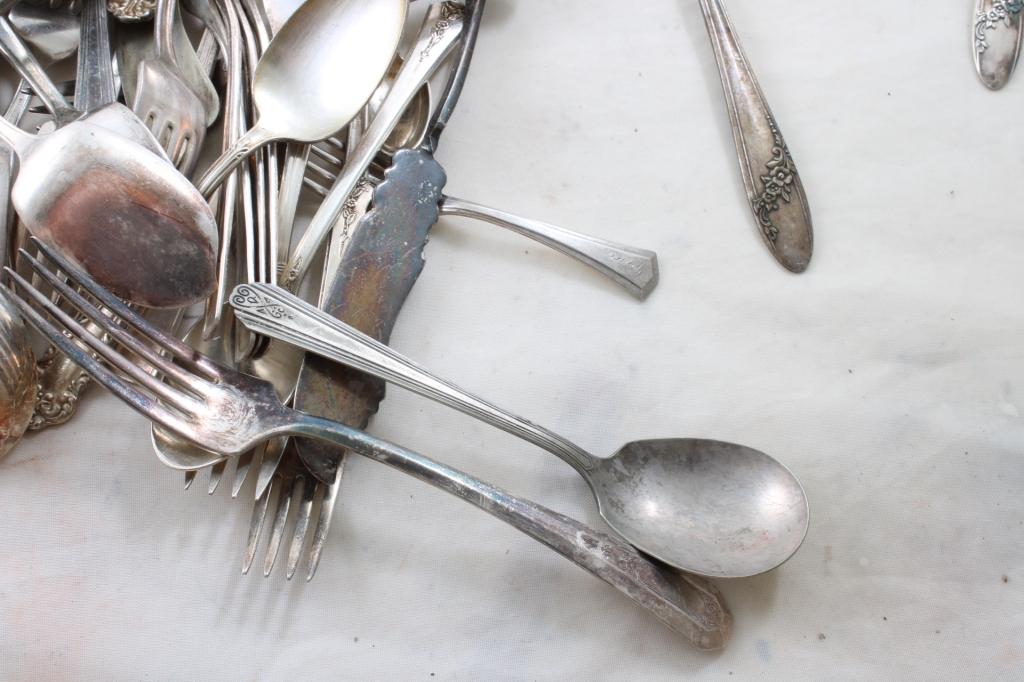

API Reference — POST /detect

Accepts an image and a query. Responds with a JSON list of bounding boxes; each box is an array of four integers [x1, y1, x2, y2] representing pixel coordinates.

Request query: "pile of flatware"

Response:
[[0, 0, 812, 651]]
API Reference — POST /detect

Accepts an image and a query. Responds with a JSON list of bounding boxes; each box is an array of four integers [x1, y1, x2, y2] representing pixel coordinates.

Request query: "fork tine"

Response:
[[255, 437, 286, 500], [13, 256, 211, 395], [310, 144, 343, 167], [306, 159, 337, 183], [263, 474, 295, 577], [184, 470, 196, 490], [286, 473, 316, 580], [208, 459, 228, 495], [306, 463, 343, 581], [242, 480, 272, 575], [231, 449, 255, 498], [0, 284, 175, 430], [5, 268, 200, 413], [24, 238, 220, 377]]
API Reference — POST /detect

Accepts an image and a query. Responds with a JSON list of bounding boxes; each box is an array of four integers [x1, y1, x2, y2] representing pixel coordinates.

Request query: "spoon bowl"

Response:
[[196, 0, 408, 196], [588, 439, 809, 579], [6, 120, 217, 308]]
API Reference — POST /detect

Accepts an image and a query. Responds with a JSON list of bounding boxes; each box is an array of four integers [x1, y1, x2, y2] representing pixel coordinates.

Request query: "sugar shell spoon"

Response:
[[232, 283, 810, 579]]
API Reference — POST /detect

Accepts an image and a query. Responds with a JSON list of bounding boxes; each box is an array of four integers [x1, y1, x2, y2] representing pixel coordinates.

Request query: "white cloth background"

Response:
[[1, 0, 1023, 679]]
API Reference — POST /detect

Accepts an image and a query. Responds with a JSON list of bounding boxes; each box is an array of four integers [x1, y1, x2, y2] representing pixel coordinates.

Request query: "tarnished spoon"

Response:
[[0, 117, 217, 308], [233, 283, 810, 579], [195, 0, 407, 196]]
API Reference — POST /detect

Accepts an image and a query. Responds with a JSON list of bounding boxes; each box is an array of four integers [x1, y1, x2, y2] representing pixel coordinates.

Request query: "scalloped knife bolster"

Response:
[[293, 148, 446, 484]]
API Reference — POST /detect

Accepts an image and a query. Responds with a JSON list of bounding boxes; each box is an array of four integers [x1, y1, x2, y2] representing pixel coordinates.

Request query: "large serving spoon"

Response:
[[232, 283, 810, 579], [0, 118, 217, 308], [194, 0, 407, 197]]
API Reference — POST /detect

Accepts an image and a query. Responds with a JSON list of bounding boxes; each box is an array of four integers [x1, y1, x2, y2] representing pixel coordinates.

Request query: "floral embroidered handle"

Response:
[[698, 0, 813, 273], [973, 0, 1024, 90]]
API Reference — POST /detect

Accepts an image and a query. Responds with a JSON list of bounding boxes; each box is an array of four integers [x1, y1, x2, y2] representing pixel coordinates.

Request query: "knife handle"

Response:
[[440, 196, 658, 300], [973, 0, 1024, 90], [698, 0, 812, 273]]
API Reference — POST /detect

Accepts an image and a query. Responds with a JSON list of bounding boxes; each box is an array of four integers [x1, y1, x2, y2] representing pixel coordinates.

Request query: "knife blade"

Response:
[[293, 0, 482, 486], [973, 0, 1024, 90]]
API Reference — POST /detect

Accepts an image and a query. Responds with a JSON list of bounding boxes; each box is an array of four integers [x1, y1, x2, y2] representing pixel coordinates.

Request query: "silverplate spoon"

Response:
[[698, 0, 813, 273], [0, 116, 217, 308], [194, 0, 408, 196], [973, 0, 1024, 89], [232, 283, 810, 579]]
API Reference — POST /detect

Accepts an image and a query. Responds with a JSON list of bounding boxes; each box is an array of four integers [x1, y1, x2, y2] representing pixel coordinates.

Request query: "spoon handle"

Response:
[[195, 124, 276, 198], [284, 1, 464, 290], [231, 283, 602, 475], [282, 409, 731, 650], [973, 0, 1024, 89], [439, 196, 659, 300], [698, 0, 812, 273]]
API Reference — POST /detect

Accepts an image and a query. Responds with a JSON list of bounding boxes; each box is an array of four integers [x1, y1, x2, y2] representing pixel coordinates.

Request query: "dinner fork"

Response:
[[2, 237, 732, 650]]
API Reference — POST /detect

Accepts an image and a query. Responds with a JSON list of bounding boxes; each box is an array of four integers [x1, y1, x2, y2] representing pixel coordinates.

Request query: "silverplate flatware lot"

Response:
[[3, 238, 733, 650], [0, 0, 832, 652]]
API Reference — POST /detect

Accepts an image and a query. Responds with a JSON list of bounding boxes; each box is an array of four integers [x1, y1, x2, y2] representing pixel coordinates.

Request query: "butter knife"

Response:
[[293, 0, 481, 487], [698, 0, 813, 273], [973, 0, 1024, 89]]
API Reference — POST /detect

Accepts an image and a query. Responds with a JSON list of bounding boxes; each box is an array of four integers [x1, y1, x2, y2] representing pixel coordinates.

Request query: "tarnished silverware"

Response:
[[234, 282, 810, 579], [305, 138, 660, 299], [194, 0, 408, 196], [698, 0, 813, 273], [283, 1, 463, 291], [973, 0, 1024, 89], [0, 111, 217, 308], [108, 0, 156, 22], [244, 3, 487, 579], [0, 91, 36, 455], [132, 0, 218, 173], [0, 289, 35, 458], [4, 239, 733, 651]]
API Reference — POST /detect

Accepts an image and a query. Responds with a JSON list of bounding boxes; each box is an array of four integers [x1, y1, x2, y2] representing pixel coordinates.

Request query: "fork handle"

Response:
[[283, 411, 731, 650]]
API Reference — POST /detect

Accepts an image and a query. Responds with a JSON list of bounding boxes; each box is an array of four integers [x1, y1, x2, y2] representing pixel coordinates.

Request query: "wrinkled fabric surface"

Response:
[[1, 1, 1023, 679]]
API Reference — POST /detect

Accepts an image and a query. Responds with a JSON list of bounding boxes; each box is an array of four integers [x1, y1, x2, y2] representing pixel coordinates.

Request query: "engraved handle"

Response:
[[284, 2, 465, 290], [231, 284, 600, 475], [284, 410, 731, 649], [973, 0, 1024, 89], [699, 0, 813, 273], [440, 196, 659, 300]]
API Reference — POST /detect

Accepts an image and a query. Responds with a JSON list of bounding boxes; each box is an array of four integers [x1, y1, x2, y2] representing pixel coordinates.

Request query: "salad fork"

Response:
[[2, 237, 732, 650]]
